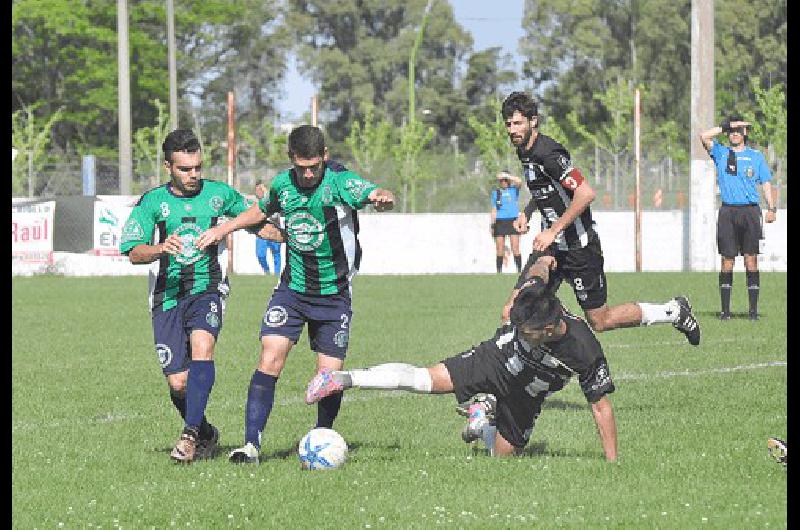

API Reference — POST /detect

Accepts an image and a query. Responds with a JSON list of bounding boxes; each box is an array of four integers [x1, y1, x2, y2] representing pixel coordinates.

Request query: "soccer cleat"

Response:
[[672, 296, 701, 346], [767, 437, 787, 465], [749, 312, 760, 321], [305, 369, 344, 404], [456, 393, 497, 443], [170, 428, 197, 463], [195, 424, 220, 460], [228, 442, 260, 464], [719, 312, 732, 321]]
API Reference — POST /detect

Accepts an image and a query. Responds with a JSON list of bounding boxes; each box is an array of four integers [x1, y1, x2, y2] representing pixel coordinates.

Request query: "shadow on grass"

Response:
[[541, 399, 585, 411]]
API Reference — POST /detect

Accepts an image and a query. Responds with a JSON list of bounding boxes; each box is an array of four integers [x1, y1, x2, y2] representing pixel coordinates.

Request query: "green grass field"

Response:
[[12, 272, 786, 529]]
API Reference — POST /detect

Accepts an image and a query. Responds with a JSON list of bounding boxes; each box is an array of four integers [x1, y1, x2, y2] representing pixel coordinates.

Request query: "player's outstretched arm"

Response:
[[196, 202, 267, 250], [590, 396, 618, 462]]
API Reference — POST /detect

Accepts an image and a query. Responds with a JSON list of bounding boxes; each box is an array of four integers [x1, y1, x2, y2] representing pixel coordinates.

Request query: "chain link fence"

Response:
[[19, 151, 787, 213]]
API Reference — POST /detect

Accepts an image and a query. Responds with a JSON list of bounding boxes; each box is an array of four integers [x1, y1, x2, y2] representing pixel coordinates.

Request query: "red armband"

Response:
[[561, 168, 584, 191]]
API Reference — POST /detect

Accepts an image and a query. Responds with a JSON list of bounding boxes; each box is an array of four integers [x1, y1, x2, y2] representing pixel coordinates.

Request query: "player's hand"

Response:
[[513, 213, 528, 234], [369, 189, 395, 211], [532, 228, 557, 251], [196, 226, 227, 251], [257, 222, 286, 242], [501, 302, 513, 323], [160, 233, 183, 256], [765, 210, 776, 223]]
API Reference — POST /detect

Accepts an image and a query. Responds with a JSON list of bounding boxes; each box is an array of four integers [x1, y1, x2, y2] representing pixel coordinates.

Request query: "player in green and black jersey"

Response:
[[196, 125, 395, 464], [120, 128, 282, 464]]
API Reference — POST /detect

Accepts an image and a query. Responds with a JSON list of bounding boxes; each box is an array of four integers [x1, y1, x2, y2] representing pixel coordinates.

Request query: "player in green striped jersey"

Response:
[[197, 125, 395, 463], [120, 129, 282, 463]]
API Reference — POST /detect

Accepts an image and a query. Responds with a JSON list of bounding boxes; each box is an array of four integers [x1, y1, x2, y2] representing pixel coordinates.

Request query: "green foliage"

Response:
[[741, 78, 786, 159], [345, 105, 394, 175], [391, 119, 435, 213], [132, 99, 170, 184], [467, 97, 516, 181], [11, 103, 64, 196], [12, 273, 787, 528]]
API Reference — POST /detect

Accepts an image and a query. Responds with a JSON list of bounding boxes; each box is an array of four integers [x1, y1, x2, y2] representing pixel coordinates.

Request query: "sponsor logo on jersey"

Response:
[[286, 212, 324, 251], [557, 154, 571, 171], [121, 218, 145, 243], [156, 343, 173, 368], [333, 330, 349, 348], [209, 195, 223, 212], [746, 166, 754, 178], [160, 202, 171, 218], [264, 305, 289, 327], [531, 184, 555, 200], [345, 179, 370, 201], [173, 222, 204, 265]]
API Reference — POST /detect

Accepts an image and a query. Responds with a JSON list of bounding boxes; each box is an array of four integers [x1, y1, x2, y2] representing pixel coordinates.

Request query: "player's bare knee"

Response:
[[166, 373, 187, 393]]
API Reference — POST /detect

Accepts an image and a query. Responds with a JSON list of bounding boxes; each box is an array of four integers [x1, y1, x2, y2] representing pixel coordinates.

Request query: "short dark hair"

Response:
[[162, 129, 201, 162], [510, 289, 563, 329], [502, 92, 538, 120], [288, 125, 325, 159]]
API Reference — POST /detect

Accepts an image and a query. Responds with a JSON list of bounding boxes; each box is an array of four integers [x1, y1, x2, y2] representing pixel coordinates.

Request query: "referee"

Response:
[[700, 115, 776, 320]]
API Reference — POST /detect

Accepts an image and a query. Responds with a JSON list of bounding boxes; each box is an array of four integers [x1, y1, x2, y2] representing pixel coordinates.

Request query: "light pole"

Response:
[[408, 0, 433, 122], [167, 0, 178, 130], [117, 0, 132, 195]]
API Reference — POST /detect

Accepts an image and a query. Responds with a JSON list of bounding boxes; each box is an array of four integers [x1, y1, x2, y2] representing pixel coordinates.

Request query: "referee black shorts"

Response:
[[493, 219, 519, 237], [717, 204, 763, 258]]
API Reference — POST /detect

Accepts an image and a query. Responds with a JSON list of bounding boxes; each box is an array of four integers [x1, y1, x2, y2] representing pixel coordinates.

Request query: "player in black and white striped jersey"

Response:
[[500, 91, 700, 346]]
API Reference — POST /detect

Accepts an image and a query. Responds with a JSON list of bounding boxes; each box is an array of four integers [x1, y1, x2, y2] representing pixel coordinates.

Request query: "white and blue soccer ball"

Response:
[[298, 428, 348, 470]]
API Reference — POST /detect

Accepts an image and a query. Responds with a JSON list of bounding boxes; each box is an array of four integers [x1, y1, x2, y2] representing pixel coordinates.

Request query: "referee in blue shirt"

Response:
[[700, 115, 776, 320]]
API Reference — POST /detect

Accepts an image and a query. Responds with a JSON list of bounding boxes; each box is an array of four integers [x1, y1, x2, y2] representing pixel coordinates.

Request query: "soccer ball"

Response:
[[298, 428, 348, 470]]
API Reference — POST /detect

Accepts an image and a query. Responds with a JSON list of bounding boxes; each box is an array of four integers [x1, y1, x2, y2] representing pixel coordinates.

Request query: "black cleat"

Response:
[[749, 312, 760, 321], [673, 296, 701, 346], [719, 312, 732, 321]]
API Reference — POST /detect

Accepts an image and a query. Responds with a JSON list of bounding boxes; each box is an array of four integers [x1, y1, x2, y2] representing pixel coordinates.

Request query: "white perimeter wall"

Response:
[[34, 210, 786, 276]]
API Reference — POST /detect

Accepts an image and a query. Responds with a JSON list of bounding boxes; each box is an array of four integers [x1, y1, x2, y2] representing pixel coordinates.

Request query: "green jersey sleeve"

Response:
[[119, 195, 156, 255], [222, 185, 251, 217], [335, 170, 379, 210]]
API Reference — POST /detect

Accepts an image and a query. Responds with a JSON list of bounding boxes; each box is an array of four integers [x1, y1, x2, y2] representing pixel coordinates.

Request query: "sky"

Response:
[[276, 0, 526, 119]]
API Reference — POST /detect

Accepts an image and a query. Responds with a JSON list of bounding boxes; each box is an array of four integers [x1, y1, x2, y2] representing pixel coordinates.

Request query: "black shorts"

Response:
[[519, 236, 608, 311], [442, 349, 546, 448], [717, 204, 763, 258], [493, 219, 519, 237]]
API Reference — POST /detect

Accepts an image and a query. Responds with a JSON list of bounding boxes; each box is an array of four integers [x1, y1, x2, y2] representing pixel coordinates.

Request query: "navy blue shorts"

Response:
[[151, 292, 224, 376], [261, 284, 353, 359]]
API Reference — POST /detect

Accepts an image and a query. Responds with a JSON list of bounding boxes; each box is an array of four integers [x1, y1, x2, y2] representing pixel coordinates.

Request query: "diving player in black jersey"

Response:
[[305, 255, 618, 461], [499, 91, 700, 347]]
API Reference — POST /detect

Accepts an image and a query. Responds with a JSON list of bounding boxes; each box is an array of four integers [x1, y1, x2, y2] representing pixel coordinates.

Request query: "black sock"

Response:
[[514, 255, 522, 272], [719, 272, 733, 314], [316, 393, 343, 429], [169, 388, 212, 436], [747, 271, 760, 315], [496, 256, 503, 273]]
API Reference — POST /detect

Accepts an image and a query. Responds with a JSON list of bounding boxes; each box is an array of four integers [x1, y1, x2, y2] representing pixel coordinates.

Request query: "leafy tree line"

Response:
[[12, 0, 786, 203]]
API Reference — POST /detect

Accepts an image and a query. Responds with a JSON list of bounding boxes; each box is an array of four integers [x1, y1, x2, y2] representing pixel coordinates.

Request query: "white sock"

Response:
[[638, 300, 680, 325], [348, 363, 433, 393]]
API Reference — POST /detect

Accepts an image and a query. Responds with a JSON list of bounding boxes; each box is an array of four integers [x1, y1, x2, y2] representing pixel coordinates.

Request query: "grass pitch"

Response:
[[12, 272, 786, 528]]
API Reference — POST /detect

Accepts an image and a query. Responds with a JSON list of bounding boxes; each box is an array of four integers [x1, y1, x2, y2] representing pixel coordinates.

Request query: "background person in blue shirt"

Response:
[[490, 171, 523, 273], [700, 115, 776, 320], [254, 180, 282, 275]]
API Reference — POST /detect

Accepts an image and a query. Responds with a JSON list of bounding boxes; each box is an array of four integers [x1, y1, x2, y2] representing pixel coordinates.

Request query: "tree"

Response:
[[132, 98, 171, 188], [286, 0, 471, 144], [11, 103, 64, 197]]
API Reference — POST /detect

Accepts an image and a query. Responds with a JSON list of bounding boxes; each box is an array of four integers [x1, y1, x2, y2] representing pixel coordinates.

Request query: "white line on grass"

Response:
[[12, 361, 786, 433]]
